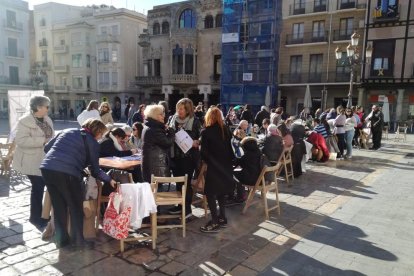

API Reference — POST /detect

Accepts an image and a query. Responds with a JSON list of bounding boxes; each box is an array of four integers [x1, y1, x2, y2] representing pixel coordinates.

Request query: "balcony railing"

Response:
[[54, 85, 70, 92], [0, 76, 32, 86], [279, 71, 356, 84], [169, 74, 198, 84], [39, 39, 48, 47], [33, 61, 51, 69], [286, 32, 328, 45], [373, 4, 400, 22], [337, 0, 366, 10], [54, 45, 69, 53], [171, 28, 197, 38], [332, 29, 362, 41], [96, 34, 120, 43], [4, 48, 24, 58], [289, 2, 328, 16], [134, 76, 162, 86], [3, 20, 23, 31], [54, 65, 69, 73]]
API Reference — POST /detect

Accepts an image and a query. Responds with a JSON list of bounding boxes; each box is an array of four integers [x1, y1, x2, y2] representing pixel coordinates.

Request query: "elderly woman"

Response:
[[262, 124, 284, 163], [77, 100, 100, 125], [13, 95, 54, 229], [40, 119, 116, 249], [200, 107, 235, 232], [141, 105, 175, 182], [167, 98, 202, 218], [99, 102, 114, 125], [100, 128, 138, 157]]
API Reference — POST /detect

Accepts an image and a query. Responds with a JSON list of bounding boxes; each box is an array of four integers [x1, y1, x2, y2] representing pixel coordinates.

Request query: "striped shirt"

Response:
[[314, 124, 328, 139]]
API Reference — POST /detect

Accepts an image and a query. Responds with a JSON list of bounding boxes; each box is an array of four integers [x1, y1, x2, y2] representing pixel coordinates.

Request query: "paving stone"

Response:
[[147, 272, 169, 276], [41, 250, 60, 263], [0, 227, 17, 238], [51, 249, 107, 274], [243, 243, 287, 272], [0, 266, 21, 276], [219, 241, 256, 262], [2, 244, 28, 256], [123, 247, 157, 265], [0, 260, 7, 269], [159, 260, 189, 275], [2, 231, 39, 245], [37, 242, 58, 252], [144, 260, 167, 271], [72, 257, 146, 275], [3, 248, 43, 265], [24, 238, 50, 249], [25, 265, 65, 276], [205, 253, 239, 274], [13, 256, 49, 274], [229, 265, 258, 276]]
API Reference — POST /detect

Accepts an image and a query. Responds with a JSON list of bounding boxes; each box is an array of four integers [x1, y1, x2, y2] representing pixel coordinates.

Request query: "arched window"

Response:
[[162, 21, 170, 34], [204, 15, 213, 29], [153, 22, 160, 35], [215, 14, 223, 28], [179, 9, 196, 29], [185, 45, 194, 74], [172, 44, 183, 74]]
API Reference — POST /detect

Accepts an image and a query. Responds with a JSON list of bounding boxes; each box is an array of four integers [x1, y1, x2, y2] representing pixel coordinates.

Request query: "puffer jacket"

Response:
[[40, 128, 111, 182], [13, 114, 54, 176], [141, 118, 175, 182], [262, 135, 284, 162]]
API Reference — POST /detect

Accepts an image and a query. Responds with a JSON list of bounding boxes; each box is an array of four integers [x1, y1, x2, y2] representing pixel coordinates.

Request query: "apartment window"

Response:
[[309, 54, 323, 82], [371, 40, 395, 77], [339, 18, 353, 40], [99, 72, 109, 86], [154, 59, 161, 76], [172, 45, 183, 74], [162, 22, 170, 34], [60, 76, 67, 86], [314, 0, 327, 11], [205, 15, 214, 29], [41, 49, 47, 63], [153, 23, 160, 35], [86, 55, 91, 68], [71, 32, 82, 46], [60, 38, 65, 45], [72, 76, 83, 89], [111, 25, 119, 35], [72, 54, 82, 68], [336, 52, 351, 81], [86, 76, 91, 90], [40, 18, 46, 27], [312, 21, 325, 41], [112, 49, 118, 62], [290, 55, 302, 81], [9, 66, 19, 85], [85, 34, 90, 46], [112, 72, 118, 86], [185, 46, 194, 74], [6, 10, 16, 28], [179, 9, 196, 29], [292, 23, 304, 42], [100, 26, 107, 35], [7, 38, 17, 57], [98, 48, 109, 63], [293, 0, 305, 14], [214, 55, 222, 77], [340, 0, 356, 9], [215, 14, 223, 28]]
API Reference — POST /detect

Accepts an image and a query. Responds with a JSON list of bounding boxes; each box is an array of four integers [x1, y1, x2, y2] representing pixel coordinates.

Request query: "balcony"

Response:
[[138, 32, 150, 47], [96, 34, 120, 43], [33, 61, 51, 70], [170, 28, 197, 39], [285, 32, 328, 45], [332, 29, 363, 41], [54, 85, 70, 92], [337, 0, 366, 10], [54, 65, 69, 73], [279, 71, 356, 84], [288, 2, 328, 16], [135, 76, 162, 86], [4, 48, 24, 58], [373, 5, 400, 23], [169, 74, 198, 84], [0, 76, 32, 86], [3, 20, 23, 31], [39, 39, 48, 47], [54, 45, 69, 53]]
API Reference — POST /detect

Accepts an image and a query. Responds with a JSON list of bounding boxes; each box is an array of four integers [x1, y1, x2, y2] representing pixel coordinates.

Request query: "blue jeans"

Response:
[[345, 130, 355, 157]]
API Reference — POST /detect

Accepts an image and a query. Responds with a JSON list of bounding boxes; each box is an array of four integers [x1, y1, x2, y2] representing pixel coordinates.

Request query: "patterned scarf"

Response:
[[33, 116, 53, 140]]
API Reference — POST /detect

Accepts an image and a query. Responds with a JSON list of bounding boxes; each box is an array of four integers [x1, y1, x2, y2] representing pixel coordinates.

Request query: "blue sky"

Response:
[[27, 0, 183, 14]]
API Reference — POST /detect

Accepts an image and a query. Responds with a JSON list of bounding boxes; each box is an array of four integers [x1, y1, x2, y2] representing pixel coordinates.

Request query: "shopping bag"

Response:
[[102, 192, 131, 240]]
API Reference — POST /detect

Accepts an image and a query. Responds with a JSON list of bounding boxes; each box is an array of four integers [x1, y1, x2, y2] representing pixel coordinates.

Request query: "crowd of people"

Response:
[[12, 95, 385, 249]]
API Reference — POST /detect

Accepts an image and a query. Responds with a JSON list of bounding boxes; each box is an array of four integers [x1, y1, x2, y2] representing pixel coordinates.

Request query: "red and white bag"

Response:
[[102, 192, 131, 240]]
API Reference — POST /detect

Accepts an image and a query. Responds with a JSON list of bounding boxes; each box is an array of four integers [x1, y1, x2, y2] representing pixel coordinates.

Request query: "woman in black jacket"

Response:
[[262, 124, 284, 163], [200, 107, 235, 233], [141, 105, 175, 182], [168, 98, 202, 218], [100, 128, 138, 158]]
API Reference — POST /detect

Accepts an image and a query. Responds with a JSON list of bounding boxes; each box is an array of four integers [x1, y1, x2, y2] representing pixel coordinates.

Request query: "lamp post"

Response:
[[335, 31, 373, 108]]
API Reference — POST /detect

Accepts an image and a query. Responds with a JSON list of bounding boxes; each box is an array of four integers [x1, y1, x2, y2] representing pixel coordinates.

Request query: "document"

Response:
[[175, 129, 193, 154]]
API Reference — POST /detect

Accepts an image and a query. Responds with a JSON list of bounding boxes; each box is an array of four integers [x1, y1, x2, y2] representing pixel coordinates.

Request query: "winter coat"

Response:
[[307, 132, 329, 162], [100, 112, 114, 125], [200, 124, 235, 196], [241, 109, 254, 124], [13, 114, 54, 176], [254, 110, 270, 127], [40, 129, 111, 182], [234, 138, 262, 186], [132, 112, 144, 124], [141, 118, 175, 182], [262, 135, 284, 163], [99, 138, 132, 158], [77, 109, 100, 126]]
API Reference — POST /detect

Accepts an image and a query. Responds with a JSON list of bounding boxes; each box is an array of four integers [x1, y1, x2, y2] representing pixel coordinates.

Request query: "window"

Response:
[[7, 38, 17, 57], [162, 22, 170, 34], [172, 45, 183, 74], [112, 49, 118, 62], [185, 46, 194, 74], [100, 26, 107, 35], [85, 34, 90, 46], [112, 72, 118, 86], [205, 15, 214, 29], [153, 23, 160, 35], [309, 54, 323, 82], [41, 49, 47, 63], [371, 40, 395, 77], [293, 0, 305, 14], [111, 25, 119, 35], [72, 76, 83, 89], [340, 0, 356, 9], [40, 18, 46, 26], [336, 52, 351, 81], [290, 55, 302, 81], [6, 10, 16, 28], [60, 76, 67, 86], [340, 18, 353, 39], [9, 66, 19, 85], [312, 21, 325, 41], [72, 54, 82, 68], [71, 32, 82, 46], [154, 59, 161, 76], [261, 22, 272, 35], [214, 55, 221, 77], [292, 23, 304, 41], [98, 48, 109, 63], [86, 55, 90, 68], [87, 76, 91, 90], [215, 14, 223, 28], [179, 9, 196, 29], [314, 0, 327, 11], [99, 72, 109, 86]]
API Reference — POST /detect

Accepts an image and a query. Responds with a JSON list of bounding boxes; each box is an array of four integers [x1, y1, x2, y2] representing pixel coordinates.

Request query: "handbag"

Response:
[[102, 192, 132, 240]]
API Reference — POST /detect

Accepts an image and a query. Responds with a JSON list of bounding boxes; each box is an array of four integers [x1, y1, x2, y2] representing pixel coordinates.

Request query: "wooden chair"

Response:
[[382, 125, 389, 140], [394, 124, 408, 142], [191, 162, 208, 217], [151, 175, 188, 249], [0, 142, 16, 175], [277, 145, 294, 184], [242, 163, 281, 220]]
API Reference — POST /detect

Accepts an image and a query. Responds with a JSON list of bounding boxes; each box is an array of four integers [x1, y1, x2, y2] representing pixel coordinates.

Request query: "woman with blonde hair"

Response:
[[199, 107, 235, 233], [77, 100, 100, 125], [99, 102, 114, 125]]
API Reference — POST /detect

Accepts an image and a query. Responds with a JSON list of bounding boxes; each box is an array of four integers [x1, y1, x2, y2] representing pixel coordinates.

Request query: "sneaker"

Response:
[[200, 221, 220, 233], [168, 206, 182, 215], [347, 155, 352, 159], [218, 218, 228, 228]]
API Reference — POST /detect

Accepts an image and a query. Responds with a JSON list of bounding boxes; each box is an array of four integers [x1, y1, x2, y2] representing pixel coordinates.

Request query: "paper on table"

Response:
[[175, 129, 193, 154]]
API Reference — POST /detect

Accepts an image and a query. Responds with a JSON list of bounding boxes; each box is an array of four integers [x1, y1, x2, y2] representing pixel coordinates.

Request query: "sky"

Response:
[[27, 0, 183, 14]]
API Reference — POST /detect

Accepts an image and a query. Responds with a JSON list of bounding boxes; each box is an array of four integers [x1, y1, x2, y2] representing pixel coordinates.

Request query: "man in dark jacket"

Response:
[[254, 106, 270, 127], [367, 105, 384, 150]]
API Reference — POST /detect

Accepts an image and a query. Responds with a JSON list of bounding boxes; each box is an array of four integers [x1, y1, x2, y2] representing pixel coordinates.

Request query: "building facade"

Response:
[[136, 0, 223, 109], [362, 0, 414, 125], [278, 0, 367, 116], [0, 0, 31, 117], [33, 3, 146, 118]]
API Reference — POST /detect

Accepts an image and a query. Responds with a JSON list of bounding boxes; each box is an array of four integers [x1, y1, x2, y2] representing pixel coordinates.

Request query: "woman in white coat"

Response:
[[13, 95, 54, 229]]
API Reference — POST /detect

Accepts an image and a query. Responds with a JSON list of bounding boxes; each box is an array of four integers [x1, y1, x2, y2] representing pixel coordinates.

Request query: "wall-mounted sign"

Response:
[[243, 73, 253, 81]]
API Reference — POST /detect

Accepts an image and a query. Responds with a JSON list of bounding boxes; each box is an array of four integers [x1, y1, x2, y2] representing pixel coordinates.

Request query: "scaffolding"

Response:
[[220, 0, 282, 111]]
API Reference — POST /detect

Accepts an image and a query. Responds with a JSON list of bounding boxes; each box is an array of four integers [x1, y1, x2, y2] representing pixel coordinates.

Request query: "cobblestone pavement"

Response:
[[1, 133, 414, 275]]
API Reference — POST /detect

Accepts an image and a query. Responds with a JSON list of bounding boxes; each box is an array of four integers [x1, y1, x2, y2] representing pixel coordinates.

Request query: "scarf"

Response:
[[168, 114, 194, 131], [109, 132, 125, 151], [33, 115, 53, 141]]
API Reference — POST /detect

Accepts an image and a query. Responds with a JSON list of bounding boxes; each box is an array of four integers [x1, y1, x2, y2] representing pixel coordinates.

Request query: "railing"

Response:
[[54, 85, 70, 92], [98, 83, 110, 90], [373, 4, 400, 22], [288, 2, 328, 16], [279, 71, 356, 84], [169, 74, 198, 84], [96, 34, 119, 43], [4, 48, 24, 58], [54, 45, 69, 53], [286, 31, 328, 45], [39, 39, 48, 47], [337, 0, 366, 10], [3, 20, 23, 31], [33, 61, 51, 69], [0, 76, 32, 86], [332, 29, 362, 41], [54, 65, 69, 73], [134, 76, 162, 86]]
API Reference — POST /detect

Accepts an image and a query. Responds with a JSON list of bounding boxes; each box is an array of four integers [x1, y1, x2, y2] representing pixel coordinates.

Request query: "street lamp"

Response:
[[335, 31, 373, 108]]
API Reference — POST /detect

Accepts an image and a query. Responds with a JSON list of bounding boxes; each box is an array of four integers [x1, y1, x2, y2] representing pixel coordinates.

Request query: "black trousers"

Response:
[[336, 133, 345, 157], [27, 175, 46, 225], [171, 157, 195, 213], [206, 194, 226, 224], [41, 169, 84, 246], [372, 127, 382, 149]]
